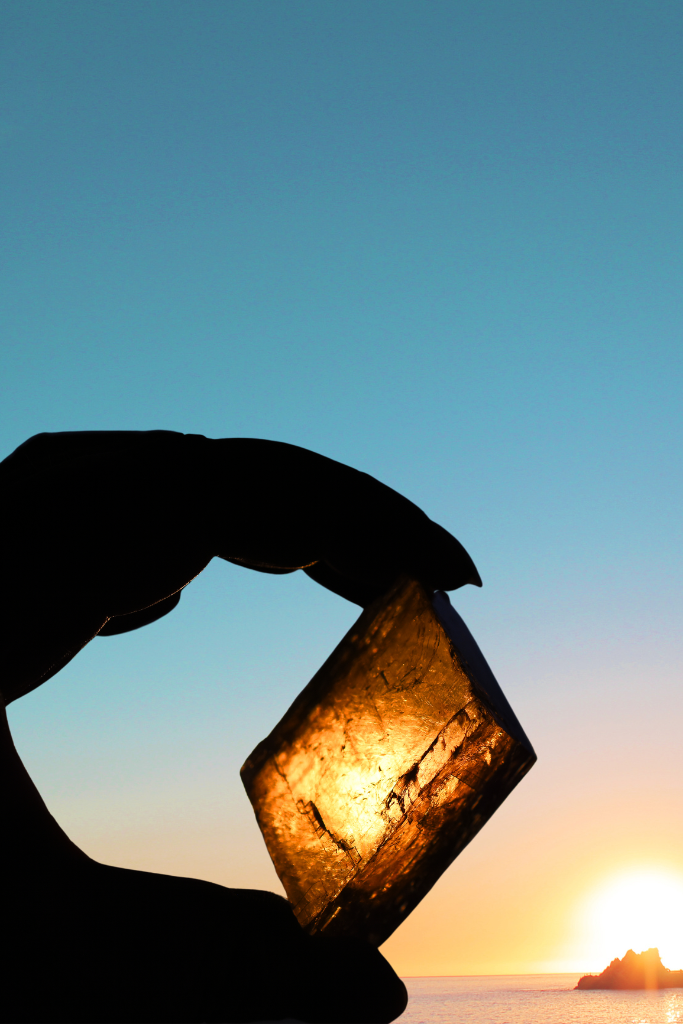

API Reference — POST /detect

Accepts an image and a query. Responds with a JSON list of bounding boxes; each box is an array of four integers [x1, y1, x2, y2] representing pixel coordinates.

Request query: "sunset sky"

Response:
[[2, 0, 682, 977]]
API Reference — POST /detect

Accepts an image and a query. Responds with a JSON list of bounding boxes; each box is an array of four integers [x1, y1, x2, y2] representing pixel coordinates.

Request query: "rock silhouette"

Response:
[[577, 948, 683, 990], [0, 430, 481, 1024]]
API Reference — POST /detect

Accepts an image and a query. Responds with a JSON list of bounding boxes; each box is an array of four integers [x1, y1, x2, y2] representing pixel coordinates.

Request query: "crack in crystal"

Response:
[[296, 798, 361, 865], [385, 699, 476, 814]]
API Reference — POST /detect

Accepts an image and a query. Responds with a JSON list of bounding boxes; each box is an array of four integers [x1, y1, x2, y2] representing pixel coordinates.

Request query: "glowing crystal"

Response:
[[241, 577, 536, 945]]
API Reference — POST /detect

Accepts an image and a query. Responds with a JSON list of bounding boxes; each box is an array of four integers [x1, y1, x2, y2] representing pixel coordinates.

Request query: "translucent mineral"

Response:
[[241, 577, 536, 946]]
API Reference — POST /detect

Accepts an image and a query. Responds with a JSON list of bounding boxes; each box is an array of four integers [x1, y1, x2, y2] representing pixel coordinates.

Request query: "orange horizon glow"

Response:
[[566, 868, 683, 971], [380, 811, 683, 979]]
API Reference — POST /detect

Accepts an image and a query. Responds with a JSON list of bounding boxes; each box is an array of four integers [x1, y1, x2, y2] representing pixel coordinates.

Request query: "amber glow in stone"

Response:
[[241, 577, 536, 946]]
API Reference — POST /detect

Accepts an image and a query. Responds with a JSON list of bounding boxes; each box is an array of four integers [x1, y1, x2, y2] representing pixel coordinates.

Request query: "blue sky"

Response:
[[2, 0, 682, 973]]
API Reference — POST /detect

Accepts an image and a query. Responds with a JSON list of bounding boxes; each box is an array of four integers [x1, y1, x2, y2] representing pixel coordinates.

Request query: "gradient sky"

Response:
[[2, 0, 682, 976]]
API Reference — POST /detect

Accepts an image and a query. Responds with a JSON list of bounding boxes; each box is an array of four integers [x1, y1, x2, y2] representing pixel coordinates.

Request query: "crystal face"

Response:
[[241, 577, 536, 946]]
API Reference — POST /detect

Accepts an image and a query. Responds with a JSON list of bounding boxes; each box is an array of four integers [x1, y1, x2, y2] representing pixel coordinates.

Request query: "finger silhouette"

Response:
[[0, 430, 480, 703], [1, 428, 465, 1023]]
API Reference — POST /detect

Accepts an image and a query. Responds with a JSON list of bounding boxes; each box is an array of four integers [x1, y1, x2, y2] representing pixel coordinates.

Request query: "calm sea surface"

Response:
[[396, 975, 683, 1024], [263, 974, 683, 1023]]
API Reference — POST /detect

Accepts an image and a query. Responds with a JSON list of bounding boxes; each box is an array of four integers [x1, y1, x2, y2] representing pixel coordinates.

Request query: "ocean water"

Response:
[[260, 974, 683, 1023], [397, 974, 683, 1024]]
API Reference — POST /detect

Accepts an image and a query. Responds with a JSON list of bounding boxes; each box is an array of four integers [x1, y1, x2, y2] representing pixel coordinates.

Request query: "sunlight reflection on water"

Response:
[[397, 975, 683, 1024]]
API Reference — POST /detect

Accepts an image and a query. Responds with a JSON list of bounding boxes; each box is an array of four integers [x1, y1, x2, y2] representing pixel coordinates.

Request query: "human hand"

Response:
[[0, 430, 480, 703], [0, 430, 479, 1022]]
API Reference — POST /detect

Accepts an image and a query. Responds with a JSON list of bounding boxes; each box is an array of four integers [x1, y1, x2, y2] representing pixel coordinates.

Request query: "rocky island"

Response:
[[577, 948, 683, 989]]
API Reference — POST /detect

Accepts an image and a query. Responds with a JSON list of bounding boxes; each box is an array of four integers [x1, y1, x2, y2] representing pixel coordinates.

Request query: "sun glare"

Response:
[[578, 869, 683, 971]]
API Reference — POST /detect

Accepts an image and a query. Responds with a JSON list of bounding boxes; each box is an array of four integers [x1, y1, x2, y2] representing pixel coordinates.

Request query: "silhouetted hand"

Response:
[[0, 431, 480, 1023]]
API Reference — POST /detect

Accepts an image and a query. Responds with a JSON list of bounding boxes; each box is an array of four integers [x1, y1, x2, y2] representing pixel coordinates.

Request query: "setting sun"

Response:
[[577, 869, 683, 971]]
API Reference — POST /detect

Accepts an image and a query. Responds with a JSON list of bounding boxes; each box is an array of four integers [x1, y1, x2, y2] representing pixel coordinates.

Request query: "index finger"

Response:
[[303, 465, 481, 606]]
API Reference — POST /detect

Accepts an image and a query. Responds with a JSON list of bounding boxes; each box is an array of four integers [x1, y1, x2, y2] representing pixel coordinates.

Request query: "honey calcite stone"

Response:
[[241, 577, 536, 946]]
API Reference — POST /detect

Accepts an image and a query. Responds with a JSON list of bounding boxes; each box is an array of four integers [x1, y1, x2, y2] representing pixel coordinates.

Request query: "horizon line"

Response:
[[399, 971, 583, 978]]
